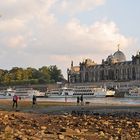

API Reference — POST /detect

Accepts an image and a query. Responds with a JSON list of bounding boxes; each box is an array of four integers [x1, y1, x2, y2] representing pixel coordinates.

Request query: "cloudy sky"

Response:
[[0, 0, 140, 78]]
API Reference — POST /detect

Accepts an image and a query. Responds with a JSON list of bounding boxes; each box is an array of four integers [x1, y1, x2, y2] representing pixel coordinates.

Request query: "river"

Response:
[[37, 97, 140, 105]]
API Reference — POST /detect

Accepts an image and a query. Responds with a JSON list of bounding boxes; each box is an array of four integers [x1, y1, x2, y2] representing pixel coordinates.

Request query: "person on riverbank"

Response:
[[80, 95, 84, 105], [77, 96, 80, 105], [12, 95, 18, 108], [65, 95, 67, 102], [32, 95, 37, 108]]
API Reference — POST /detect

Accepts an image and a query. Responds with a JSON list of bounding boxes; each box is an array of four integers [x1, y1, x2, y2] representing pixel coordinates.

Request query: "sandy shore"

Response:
[[0, 99, 140, 114]]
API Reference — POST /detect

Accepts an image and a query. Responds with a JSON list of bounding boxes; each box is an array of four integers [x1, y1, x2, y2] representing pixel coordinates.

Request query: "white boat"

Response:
[[0, 88, 15, 99], [124, 87, 140, 97], [73, 86, 106, 97], [6, 88, 15, 96], [14, 88, 44, 99], [74, 86, 115, 97], [105, 89, 115, 97], [47, 86, 115, 98], [47, 87, 74, 98], [32, 90, 45, 97]]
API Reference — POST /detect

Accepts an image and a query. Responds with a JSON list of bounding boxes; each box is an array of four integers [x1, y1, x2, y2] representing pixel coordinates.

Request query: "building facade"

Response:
[[67, 49, 140, 83]]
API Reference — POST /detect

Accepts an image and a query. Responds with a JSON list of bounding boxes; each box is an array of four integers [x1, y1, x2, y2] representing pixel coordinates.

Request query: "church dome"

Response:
[[113, 49, 126, 63]]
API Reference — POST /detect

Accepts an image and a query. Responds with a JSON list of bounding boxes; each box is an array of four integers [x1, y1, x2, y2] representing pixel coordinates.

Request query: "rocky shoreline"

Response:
[[0, 110, 140, 140], [0, 100, 140, 139]]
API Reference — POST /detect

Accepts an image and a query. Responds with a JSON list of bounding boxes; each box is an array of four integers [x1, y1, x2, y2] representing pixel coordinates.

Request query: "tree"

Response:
[[0, 69, 6, 84], [3, 73, 11, 85], [0, 65, 64, 85], [9, 67, 23, 80], [39, 66, 50, 82], [48, 65, 62, 82]]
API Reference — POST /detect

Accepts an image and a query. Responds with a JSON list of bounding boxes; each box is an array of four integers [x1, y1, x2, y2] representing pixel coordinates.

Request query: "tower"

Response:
[[71, 61, 73, 68]]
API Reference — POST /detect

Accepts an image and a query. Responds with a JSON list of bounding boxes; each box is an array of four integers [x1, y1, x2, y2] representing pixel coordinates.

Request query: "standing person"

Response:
[[80, 95, 84, 105], [65, 92, 68, 102], [77, 96, 80, 105], [13, 95, 18, 108], [32, 95, 37, 108], [65, 95, 67, 102]]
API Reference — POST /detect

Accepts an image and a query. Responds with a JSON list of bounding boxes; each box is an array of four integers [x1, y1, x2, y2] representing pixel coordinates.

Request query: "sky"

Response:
[[0, 0, 140, 78]]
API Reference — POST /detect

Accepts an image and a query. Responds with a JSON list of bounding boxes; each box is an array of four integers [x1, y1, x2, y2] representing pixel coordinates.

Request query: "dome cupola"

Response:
[[113, 45, 126, 63]]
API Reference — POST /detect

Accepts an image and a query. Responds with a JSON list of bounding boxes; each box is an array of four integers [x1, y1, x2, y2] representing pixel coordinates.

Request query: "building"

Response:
[[67, 48, 140, 83], [67, 61, 80, 83]]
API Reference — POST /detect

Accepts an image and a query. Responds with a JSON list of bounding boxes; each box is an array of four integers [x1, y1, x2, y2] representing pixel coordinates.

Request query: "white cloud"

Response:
[[8, 35, 25, 48], [57, 0, 105, 15], [0, 18, 25, 32], [64, 19, 135, 54]]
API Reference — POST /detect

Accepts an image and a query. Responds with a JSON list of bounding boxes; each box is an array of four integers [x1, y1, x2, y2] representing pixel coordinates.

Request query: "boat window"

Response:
[[65, 92, 68, 95]]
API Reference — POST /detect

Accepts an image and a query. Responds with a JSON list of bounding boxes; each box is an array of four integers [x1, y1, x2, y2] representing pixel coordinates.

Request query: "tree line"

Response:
[[0, 65, 64, 86]]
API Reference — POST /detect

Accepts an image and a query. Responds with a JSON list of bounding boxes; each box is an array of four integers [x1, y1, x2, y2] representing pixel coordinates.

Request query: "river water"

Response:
[[37, 97, 140, 105], [1, 96, 140, 105]]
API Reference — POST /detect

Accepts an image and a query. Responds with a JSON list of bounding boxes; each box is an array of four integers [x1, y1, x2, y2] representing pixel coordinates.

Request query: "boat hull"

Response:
[[47, 95, 106, 98], [124, 94, 140, 98]]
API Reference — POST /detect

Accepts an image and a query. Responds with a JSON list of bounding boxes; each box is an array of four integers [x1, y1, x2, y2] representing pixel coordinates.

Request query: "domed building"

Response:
[[112, 49, 126, 63], [67, 47, 140, 83]]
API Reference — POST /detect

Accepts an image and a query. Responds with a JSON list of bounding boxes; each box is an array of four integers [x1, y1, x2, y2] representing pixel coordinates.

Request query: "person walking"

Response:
[[80, 95, 84, 105], [77, 96, 80, 105], [32, 95, 37, 108], [13, 95, 18, 108], [65, 95, 67, 102]]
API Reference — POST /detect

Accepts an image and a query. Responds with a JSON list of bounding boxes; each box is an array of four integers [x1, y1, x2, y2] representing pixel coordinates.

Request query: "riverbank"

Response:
[[0, 99, 140, 139], [0, 99, 140, 114], [0, 110, 140, 139]]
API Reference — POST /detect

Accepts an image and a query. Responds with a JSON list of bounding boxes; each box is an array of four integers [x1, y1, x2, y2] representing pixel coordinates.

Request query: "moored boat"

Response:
[[47, 86, 115, 98], [47, 87, 74, 98], [0, 88, 15, 99], [124, 87, 140, 97], [14, 88, 45, 99], [105, 89, 115, 97]]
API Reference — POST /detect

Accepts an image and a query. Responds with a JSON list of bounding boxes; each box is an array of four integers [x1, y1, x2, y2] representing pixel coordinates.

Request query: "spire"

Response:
[[117, 44, 120, 51], [71, 61, 73, 67], [136, 50, 140, 55]]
